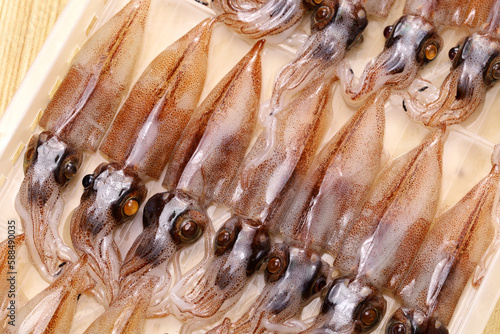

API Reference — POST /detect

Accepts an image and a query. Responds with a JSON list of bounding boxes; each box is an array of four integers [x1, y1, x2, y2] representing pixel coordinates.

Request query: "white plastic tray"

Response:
[[1, 0, 500, 333]]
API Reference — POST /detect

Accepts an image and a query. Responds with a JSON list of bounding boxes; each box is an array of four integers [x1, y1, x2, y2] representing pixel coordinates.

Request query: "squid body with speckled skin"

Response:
[[69, 17, 216, 310], [299, 128, 446, 333], [386, 144, 500, 334], [14, 0, 150, 283], [85, 36, 266, 333]]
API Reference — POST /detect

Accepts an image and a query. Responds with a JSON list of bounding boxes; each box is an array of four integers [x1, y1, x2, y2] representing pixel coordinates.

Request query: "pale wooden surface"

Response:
[[0, 0, 499, 333]]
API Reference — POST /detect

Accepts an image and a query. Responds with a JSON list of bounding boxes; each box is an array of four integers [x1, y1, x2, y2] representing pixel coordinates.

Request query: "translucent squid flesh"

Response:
[[300, 277, 386, 334], [169, 53, 333, 326], [101, 18, 215, 180], [3, 255, 96, 334], [82, 276, 159, 334], [16, 0, 150, 282], [405, 32, 500, 127], [339, 0, 480, 105], [0, 234, 25, 329], [209, 244, 329, 334], [115, 39, 264, 318], [225, 75, 335, 221], [170, 217, 270, 331], [335, 128, 445, 278], [463, 0, 500, 31], [69, 18, 215, 304], [386, 145, 500, 334], [338, 13, 443, 104], [305, 129, 445, 333], [211, 0, 307, 42], [404, 0, 500, 126], [270, 0, 368, 110], [164, 40, 264, 203], [16, 133, 82, 278], [273, 89, 387, 255], [361, 0, 397, 18]]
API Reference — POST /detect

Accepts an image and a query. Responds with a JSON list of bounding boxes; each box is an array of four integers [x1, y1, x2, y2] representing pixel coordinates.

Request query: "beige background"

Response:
[[0, 0, 499, 332]]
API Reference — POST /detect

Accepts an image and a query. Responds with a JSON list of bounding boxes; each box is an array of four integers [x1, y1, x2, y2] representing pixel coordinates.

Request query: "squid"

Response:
[[386, 145, 500, 334], [405, 0, 500, 126], [0, 234, 25, 329], [15, 0, 150, 282], [337, 0, 474, 104], [210, 0, 309, 42], [82, 276, 159, 334], [70, 17, 215, 304], [300, 128, 446, 333], [273, 89, 388, 255], [170, 217, 271, 332], [270, 0, 368, 110], [95, 39, 265, 328], [208, 244, 329, 334], [169, 72, 336, 331], [3, 255, 96, 334]]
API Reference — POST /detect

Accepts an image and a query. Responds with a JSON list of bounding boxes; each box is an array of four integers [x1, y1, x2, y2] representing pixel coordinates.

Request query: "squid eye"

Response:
[[63, 160, 78, 181], [383, 25, 393, 39], [82, 174, 95, 188], [485, 56, 500, 86], [355, 295, 386, 332], [170, 208, 208, 246], [490, 61, 500, 80], [417, 34, 442, 64], [388, 322, 407, 334], [265, 253, 288, 283], [315, 6, 331, 22], [424, 43, 438, 61], [23, 136, 38, 174], [216, 230, 231, 247], [55, 150, 82, 186], [180, 220, 199, 240], [267, 257, 282, 274], [122, 198, 139, 217], [311, 275, 327, 295], [361, 308, 379, 326], [175, 215, 203, 244], [312, 3, 337, 31], [448, 46, 460, 60]]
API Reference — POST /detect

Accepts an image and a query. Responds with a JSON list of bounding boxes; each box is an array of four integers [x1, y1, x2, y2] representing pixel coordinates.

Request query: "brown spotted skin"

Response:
[[16, 0, 149, 283], [406, 32, 500, 127], [301, 277, 386, 333], [403, 0, 470, 27], [100, 18, 215, 180], [212, 0, 306, 40], [0, 235, 25, 329], [171, 217, 270, 330], [70, 163, 147, 302], [119, 191, 209, 287], [335, 128, 445, 287], [224, 76, 335, 222], [3, 256, 95, 334], [393, 148, 500, 328], [165, 40, 263, 202], [83, 276, 159, 334], [16, 132, 81, 281], [210, 244, 329, 334], [361, 0, 397, 17], [271, 0, 367, 109], [463, 0, 498, 30], [38, 0, 150, 152], [273, 90, 387, 254], [301, 129, 444, 333], [339, 14, 442, 105]]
